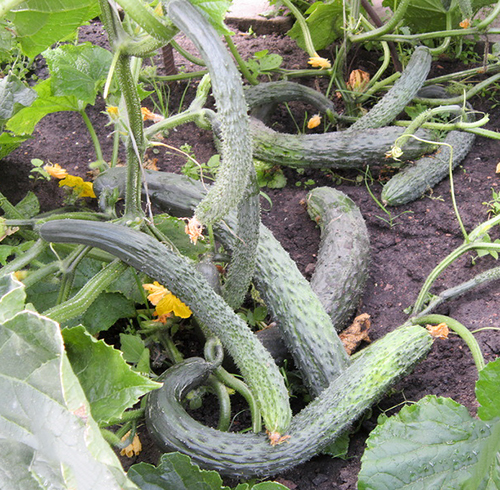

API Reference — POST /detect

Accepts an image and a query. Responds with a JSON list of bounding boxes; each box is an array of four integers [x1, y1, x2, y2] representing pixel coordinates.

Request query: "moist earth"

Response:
[[1, 19, 500, 490]]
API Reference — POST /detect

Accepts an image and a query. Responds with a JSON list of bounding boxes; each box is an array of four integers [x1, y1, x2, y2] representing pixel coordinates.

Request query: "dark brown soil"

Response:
[[2, 19, 500, 490]]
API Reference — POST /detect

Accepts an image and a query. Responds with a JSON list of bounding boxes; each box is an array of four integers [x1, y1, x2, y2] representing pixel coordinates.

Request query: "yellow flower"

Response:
[[183, 217, 204, 245], [141, 107, 164, 123], [307, 114, 322, 129], [426, 323, 449, 339], [13, 270, 28, 281], [59, 175, 96, 198], [106, 106, 120, 121], [120, 431, 142, 458], [143, 281, 192, 319], [347, 69, 371, 93], [44, 163, 68, 179], [459, 18, 470, 29], [308, 55, 331, 70]]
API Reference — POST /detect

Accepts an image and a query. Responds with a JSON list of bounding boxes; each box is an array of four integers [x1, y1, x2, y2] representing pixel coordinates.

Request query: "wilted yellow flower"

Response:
[[13, 270, 28, 281], [459, 18, 470, 28], [120, 431, 142, 457], [347, 69, 371, 93], [308, 55, 331, 70], [59, 175, 96, 198], [106, 106, 120, 121], [143, 281, 192, 319], [307, 114, 322, 129], [496, 162, 500, 173], [426, 323, 449, 339], [183, 217, 204, 245], [141, 107, 164, 123], [44, 163, 68, 179]]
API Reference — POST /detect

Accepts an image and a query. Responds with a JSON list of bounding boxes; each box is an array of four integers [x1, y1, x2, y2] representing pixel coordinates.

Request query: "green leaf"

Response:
[[358, 396, 500, 490], [81, 291, 136, 335], [128, 452, 288, 489], [0, 274, 26, 322], [0, 241, 33, 266], [7, 0, 101, 58], [0, 74, 37, 127], [120, 332, 147, 364], [6, 78, 80, 135], [0, 275, 138, 489], [287, 1, 343, 52], [15, 190, 40, 218], [477, 357, 500, 421], [43, 43, 113, 105], [0, 131, 31, 158], [62, 325, 160, 426], [190, 0, 232, 35]]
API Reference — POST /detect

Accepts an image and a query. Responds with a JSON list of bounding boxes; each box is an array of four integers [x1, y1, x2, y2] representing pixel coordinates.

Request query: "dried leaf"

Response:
[[339, 313, 371, 355]]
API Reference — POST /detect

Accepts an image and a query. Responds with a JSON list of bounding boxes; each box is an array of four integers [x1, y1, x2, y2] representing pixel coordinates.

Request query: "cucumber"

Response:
[[347, 46, 432, 131], [166, 0, 253, 226], [381, 129, 476, 206], [250, 119, 434, 169], [94, 168, 350, 395], [38, 219, 292, 435], [146, 325, 433, 478], [306, 187, 370, 331]]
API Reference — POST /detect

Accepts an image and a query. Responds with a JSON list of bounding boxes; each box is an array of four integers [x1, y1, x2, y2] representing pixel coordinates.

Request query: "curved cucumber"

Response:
[[94, 168, 350, 395], [38, 219, 291, 434], [250, 119, 434, 169], [306, 187, 370, 331], [166, 0, 253, 226], [146, 325, 433, 478], [348, 46, 432, 131], [381, 129, 476, 206]]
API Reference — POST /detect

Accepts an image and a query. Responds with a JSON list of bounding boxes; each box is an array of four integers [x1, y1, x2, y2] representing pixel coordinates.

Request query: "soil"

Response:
[[2, 18, 500, 490]]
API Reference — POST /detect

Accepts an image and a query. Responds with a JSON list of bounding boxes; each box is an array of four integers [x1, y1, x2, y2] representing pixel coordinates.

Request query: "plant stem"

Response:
[[280, 0, 317, 57], [412, 242, 500, 315], [207, 375, 232, 432], [0, 239, 47, 279], [171, 39, 206, 66], [79, 108, 106, 170], [412, 314, 485, 372], [224, 34, 258, 85], [56, 245, 91, 305], [44, 259, 128, 323]]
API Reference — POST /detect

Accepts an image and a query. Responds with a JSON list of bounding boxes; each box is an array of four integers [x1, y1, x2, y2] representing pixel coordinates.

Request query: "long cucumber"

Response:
[[38, 219, 291, 435], [146, 325, 433, 478]]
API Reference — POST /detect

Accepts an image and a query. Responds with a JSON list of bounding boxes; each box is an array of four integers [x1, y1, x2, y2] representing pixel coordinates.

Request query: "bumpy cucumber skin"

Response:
[[38, 220, 291, 434], [146, 325, 433, 478], [306, 187, 370, 331], [95, 169, 350, 395], [166, 0, 253, 226], [381, 130, 476, 206], [251, 120, 434, 169], [348, 46, 432, 131]]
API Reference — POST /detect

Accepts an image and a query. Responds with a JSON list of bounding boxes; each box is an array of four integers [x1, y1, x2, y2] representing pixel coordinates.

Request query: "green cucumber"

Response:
[[250, 119, 434, 168], [381, 129, 476, 206], [347, 46, 432, 131], [38, 219, 291, 435], [94, 168, 350, 395], [146, 325, 433, 478], [306, 187, 370, 331], [166, 0, 253, 226]]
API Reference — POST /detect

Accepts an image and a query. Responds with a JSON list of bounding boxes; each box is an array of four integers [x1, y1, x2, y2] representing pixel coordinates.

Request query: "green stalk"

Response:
[[224, 35, 258, 85], [412, 314, 485, 372], [56, 245, 91, 305], [171, 39, 206, 66], [0, 191, 38, 240], [207, 375, 232, 432], [280, 0, 317, 57], [425, 62, 500, 85], [427, 11, 452, 56], [357, 72, 400, 105], [412, 242, 500, 315], [349, 0, 412, 42], [376, 27, 500, 43], [44, 259, 128, 323], [79, 108, 106, 170], [0, 239, 47, 279], [114, 0, 178, 42], [140, 69, 208, 84]]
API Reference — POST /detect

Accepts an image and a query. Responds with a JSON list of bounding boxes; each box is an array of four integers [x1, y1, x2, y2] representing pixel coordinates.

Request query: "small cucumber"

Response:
[[381, 129, 476, 206], [146, 325, 433, 478], [306, 187, 370, 331]]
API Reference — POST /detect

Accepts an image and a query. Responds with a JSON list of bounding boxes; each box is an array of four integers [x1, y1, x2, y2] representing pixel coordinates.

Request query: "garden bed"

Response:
[[1, 17, 500, 490]]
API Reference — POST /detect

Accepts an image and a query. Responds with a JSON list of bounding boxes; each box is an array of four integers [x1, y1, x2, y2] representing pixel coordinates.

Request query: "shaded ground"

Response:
[[1, 19, 500, 490]]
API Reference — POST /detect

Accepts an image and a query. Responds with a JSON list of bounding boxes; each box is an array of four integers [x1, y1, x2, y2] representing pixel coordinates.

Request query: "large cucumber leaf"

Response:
[[62, 325, 160, 426], [358, 357, 500, 489], [7, 0, 101, 58], [190, 0, 232, 35], [0, 274, 138, 489], [0, 74, 37, 128], [6, 78, 80, 135], [43, 43, 112, 106], [128, 452, 289, 490]]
